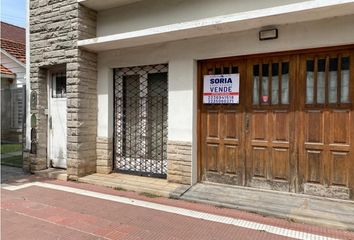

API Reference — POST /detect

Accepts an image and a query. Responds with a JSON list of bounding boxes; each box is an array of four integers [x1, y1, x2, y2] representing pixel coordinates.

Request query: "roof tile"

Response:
[[0, 64, 15, 75], [1, 22, 25, 44], [1, 38, 26, 63]]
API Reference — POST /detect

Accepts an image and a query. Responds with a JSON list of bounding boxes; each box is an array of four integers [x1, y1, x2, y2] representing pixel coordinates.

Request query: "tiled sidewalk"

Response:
[[2, 176, 354, 240]]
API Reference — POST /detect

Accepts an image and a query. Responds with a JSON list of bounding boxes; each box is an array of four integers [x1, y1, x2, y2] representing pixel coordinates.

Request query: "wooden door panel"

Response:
[[273, 111, 289, 142], [271, 148, 289, 180], [298, 49, 354, 200], [246, 56, 294, 192], [224, 145, 238, 174], [305, 150, 323, 184], [224, 110, 240, 140], [330, 151, 349, 186], [206, 144, 218, 172], [305, 110, 324, 143], [251, 147, 267, 178], [206, 110, 220, 138], [329, 110, 350, 144], [251, 111, 268, 141]]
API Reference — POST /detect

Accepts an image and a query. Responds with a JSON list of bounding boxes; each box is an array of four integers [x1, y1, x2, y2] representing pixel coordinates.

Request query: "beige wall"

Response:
[[97, 0, 307, 37]]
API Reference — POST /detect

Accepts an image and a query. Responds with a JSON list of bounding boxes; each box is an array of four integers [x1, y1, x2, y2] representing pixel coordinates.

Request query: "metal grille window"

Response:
[[114, 64, 168, 178]]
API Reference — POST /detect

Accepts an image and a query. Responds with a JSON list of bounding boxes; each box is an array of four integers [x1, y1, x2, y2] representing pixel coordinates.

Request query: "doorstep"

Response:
[[180, 182, 354, 231], [78, 173, 190, 198], [34, 168, 68, 181]]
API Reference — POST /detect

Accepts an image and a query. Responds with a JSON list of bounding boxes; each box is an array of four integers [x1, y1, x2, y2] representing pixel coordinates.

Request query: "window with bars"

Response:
[[253, 62, 289, 105], [306, 56, 350, 105], [114, 64, 168, 178]]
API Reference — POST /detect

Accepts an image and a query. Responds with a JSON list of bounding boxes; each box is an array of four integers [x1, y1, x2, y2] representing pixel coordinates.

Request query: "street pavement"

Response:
[[1, 173, 354, 240]]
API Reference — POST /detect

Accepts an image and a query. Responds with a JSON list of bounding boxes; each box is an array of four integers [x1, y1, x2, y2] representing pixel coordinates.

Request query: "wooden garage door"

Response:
[[199, 59, 246, 185], [245, 55, 296, 192], [297, 49, 354, 199], [198, 45, 354, 200]]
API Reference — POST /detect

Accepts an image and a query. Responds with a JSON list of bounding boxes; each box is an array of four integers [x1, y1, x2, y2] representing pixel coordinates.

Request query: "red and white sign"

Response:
[[203, 74, 240, 104]]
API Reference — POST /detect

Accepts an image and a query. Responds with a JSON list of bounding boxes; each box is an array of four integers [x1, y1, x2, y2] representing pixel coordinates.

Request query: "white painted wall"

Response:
[[96, 15, 354, 182], [97, 0, 306, 37], [97, 67, 113, 138], [167, 59, 195, 141], [97, 14, 354, 137]]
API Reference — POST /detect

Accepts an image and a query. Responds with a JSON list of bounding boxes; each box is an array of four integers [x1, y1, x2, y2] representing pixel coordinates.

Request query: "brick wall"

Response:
[[29, 0, 97, 179]]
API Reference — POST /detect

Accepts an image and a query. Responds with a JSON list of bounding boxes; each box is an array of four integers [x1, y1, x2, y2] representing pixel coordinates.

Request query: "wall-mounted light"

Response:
[[259, 28, 278, 41]]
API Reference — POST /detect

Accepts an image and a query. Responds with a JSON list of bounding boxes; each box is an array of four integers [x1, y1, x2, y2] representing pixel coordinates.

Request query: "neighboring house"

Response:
[[29, 0, 353, 203], [1, 22, 26, 143]]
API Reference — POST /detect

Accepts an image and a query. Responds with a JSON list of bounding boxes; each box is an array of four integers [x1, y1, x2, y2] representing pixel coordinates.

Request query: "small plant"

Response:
[[114, 186, 127, 191], [139, 192, 160, 198]]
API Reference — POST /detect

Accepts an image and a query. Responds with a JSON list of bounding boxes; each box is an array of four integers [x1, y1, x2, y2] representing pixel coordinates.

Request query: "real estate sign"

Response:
[[203, 74, 240, 104]]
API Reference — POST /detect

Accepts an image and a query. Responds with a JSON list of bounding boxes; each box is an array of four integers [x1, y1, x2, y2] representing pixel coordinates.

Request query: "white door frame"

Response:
[[47, 71, 52, 168], [47, 70, 67, 169]]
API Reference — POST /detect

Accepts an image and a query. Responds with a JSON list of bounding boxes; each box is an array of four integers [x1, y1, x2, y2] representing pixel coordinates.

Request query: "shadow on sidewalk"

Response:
[[1, 165, 30, 183]]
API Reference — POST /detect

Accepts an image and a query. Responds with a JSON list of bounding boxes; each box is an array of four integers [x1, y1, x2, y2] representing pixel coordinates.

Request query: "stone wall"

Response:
[[29, 0, 97, 179], [96, 137, 113, 174], [30, 67, 48, 171], [167, 141, 192, 185]]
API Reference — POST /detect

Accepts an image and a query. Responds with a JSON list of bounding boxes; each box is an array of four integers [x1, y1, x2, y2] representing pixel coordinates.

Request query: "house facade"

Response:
[[1, 22, 26, 143], [28, 0, 354, 200]]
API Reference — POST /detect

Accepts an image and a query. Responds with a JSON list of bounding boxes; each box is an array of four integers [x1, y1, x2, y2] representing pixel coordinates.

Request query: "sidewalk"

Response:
[[2, 176, 354, 240], [1, 165, 29, 183], [182, 182, 354, 231]]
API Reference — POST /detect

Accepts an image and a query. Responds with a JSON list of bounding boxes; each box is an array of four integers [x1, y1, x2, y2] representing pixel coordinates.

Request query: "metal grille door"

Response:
[[114, 64, 168, 178]]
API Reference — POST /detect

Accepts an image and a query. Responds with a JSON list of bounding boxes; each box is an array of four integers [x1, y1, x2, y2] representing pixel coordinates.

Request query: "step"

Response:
[[181, 182, 354, 231], [34, 168, 68, 181]]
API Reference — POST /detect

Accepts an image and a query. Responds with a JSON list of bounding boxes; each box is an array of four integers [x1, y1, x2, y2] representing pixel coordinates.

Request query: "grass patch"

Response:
[[139, 192, 160, 198], [1, 155, 23, 168], [1, 143, 22, 154]]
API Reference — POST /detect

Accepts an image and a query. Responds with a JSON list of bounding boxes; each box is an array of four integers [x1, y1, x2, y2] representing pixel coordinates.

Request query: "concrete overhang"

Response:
[[78, 0, 142, 11], [78, 0, 354, 52]]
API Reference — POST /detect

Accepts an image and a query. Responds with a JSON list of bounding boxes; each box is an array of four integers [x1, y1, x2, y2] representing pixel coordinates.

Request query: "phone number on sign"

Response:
[[206, 95, 235, 103]]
